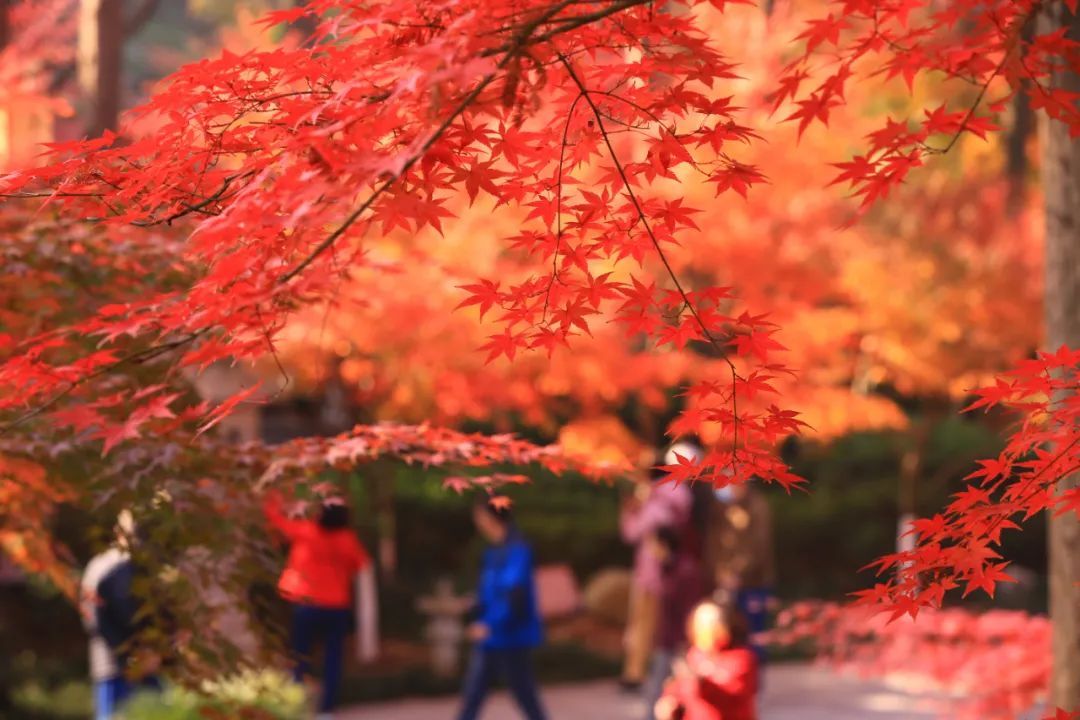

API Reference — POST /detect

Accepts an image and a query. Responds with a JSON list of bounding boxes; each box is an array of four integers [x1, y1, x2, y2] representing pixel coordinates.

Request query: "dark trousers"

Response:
[[290, 604, 350, 713], [643, 648, 675, 720], [457, 647, 548, 720], [735, 587, 771, 669]]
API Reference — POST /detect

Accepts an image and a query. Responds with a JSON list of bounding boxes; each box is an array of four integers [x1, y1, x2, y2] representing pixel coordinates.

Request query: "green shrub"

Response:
[[9, 678, 91, 719], [118, 670, 307, 720]]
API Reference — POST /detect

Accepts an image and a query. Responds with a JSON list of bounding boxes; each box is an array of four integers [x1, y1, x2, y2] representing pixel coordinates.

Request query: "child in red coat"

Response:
[[654, 600, 758, 720]]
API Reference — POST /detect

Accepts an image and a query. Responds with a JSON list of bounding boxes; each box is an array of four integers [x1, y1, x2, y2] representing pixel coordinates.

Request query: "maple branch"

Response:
[[977, 433, 1080, 538], [0, 191, 106, 199], [136, 171, 255, 228], [557, 55, 734, 362], [543, 90, 587, 321], [528, 0, 653, 44], [281, 0, 647, 284], [254, 304, 291, 400], [277, 69, 502, 285], [589, 89, 713, 178], [557, 53, 743, 462], [0, 331, 205, 436], [922, 4, 1039, 156]]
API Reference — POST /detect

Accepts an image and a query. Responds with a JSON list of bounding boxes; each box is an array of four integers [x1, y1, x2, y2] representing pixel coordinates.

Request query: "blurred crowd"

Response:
[[78, 439, 775, 720], [620, 440, 775, 720]]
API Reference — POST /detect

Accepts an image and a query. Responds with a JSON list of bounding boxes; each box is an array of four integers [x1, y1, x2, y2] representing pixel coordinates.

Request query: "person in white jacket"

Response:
[[79, 511, 161, 719]]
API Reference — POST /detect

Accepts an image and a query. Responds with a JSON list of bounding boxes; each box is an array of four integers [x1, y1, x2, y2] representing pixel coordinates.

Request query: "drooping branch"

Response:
[[556, 53, 745, 464]]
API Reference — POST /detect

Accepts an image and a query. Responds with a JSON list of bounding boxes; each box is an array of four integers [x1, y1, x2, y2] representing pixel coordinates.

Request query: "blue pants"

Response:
[[643, 649, 675, 720], [457, 647, 547, 720], [94, 676, 160, 720], [290, 604, 351, 713], [735, 587, 772, 668]]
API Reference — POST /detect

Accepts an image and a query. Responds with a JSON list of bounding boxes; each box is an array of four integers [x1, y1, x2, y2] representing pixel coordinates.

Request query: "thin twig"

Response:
[[0, 331, 206, 436], [557, 52, 743, 465], [280, 0, 636, 284], [542, 90, 586, 322]]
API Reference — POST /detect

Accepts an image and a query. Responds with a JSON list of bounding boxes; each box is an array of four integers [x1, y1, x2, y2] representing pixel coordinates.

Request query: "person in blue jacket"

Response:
[[456, 499, 548, 720]]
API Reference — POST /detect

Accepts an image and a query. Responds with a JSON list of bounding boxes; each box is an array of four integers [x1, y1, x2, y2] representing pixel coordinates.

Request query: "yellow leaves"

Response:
[[793, 387, 908, 440], [557, 414, 642, 471]]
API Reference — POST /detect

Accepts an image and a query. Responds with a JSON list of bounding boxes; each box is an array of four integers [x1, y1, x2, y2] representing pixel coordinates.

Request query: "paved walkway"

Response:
[[339, 663, 946, 719]]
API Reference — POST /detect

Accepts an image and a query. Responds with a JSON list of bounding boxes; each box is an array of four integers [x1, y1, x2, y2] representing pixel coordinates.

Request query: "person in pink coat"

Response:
[[620, 442, 700, 690]]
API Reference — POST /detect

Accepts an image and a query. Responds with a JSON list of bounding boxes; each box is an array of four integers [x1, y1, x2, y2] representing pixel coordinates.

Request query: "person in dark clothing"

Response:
[[701, 481, 776, 669], [80, 511, 163, 720], [643, 525, 706, 720], [457, 499, 547, 720]]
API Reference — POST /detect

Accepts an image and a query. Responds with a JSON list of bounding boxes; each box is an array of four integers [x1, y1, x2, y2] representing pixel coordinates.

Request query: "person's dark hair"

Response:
[[474, 498, 514, 527], [721, 603, 751, 648], [654, 525, 681, 554], [318, 500, 350, 530]]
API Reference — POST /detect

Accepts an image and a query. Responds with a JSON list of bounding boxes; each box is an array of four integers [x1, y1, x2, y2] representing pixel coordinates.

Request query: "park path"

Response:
[[338, 663, 947, 720]]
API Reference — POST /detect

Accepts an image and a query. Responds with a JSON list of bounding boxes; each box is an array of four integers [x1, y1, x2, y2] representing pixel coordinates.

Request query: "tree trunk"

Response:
[[896, 420, 929, 584], [373, 471, 397, 582], [78, 0, 124, 136], [1006, 84, 1033, 214], [1039, 3, 1080, 708], [0, 0, 10, 49], [1006, 21, 1036, 215]]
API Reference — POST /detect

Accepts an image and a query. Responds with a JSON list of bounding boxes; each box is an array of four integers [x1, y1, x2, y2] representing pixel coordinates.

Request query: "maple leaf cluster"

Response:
[[770, 0, 1080, 634], [780, 0, 1080, 207], [0, 0, 811, 496], [0, 0, 77, 114], [262, 421, 613, 487], [853, 348, 1080, 616], [769, 599, 1053, 719], [0, 452, 76, 598]]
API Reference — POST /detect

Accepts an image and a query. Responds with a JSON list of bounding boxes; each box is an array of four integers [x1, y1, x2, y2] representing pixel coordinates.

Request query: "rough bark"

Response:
[[1039, 2, 1080, 708], [1007, 83, 1033, 214], [125, 0, 161, 36], [78, 0, 124, 136]]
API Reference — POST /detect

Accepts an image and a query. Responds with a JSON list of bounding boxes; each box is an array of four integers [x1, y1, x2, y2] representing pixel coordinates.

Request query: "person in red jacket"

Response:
[[654, 600, 758, 720], [264, 491, 378, 720]]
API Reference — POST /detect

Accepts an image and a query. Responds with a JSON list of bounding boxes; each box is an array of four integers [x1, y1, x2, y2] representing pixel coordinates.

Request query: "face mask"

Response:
[[714, 486, 735, 503]]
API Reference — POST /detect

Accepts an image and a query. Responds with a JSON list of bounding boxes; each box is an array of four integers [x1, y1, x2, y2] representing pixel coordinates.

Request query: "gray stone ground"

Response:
[[338, 663, 949, 719]]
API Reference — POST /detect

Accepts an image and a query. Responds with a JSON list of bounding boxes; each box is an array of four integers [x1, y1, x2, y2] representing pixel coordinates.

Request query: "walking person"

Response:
[[620, 442, 698, 691], [701, 480, 776, 668], [79, 510, 163, 720], [457, 498, 547, 720], [642, 525, 705, 720], [264, 491, 378, 720]]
